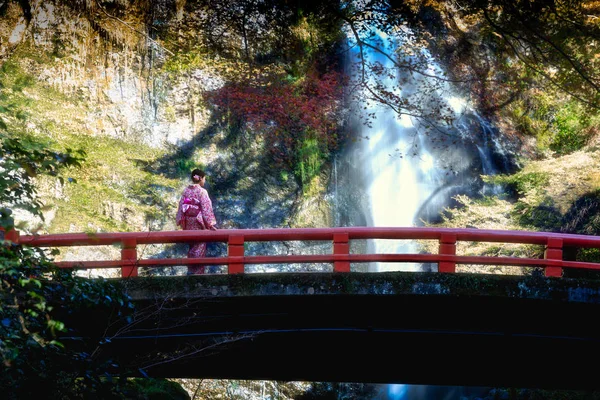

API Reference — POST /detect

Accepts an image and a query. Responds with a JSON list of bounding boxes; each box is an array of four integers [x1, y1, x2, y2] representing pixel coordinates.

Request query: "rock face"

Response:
[[1, 1, 221, 149]]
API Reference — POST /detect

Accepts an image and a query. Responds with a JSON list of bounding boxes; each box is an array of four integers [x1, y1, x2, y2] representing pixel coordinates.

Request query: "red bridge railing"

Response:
[[6, 227, 600, 278]]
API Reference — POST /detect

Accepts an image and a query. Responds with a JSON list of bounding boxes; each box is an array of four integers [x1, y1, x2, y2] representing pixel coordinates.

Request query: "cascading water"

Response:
[[360, 89, 437, 271], [338, 28, 510, 273]]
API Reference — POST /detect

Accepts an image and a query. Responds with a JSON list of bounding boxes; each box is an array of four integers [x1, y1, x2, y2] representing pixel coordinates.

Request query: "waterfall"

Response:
[[341, 29, 510, 272], [360, 86, 437, 272]]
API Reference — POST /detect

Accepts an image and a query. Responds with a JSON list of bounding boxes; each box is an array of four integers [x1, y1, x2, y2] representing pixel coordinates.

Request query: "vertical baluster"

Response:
[[544, 237, 563, 278], [228, 235, 245, 274], [121, 238, 138, 277], [438, 233, 456, 273], [333, 233, 350, 272]]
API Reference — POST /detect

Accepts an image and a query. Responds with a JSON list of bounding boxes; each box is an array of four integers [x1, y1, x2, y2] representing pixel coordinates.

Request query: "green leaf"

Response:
[[48, 320, 66, 332], [49, 340, 65, 349]]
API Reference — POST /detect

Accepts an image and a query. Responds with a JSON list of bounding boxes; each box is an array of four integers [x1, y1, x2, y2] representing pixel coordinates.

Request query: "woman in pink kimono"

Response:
[[176, 169, 217, 274]]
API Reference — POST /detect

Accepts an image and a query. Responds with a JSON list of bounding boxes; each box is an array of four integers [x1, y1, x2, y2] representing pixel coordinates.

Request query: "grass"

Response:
[[0, 55, 182, 234], [46, 132, 181, 233], [514, 150, 600, 214]]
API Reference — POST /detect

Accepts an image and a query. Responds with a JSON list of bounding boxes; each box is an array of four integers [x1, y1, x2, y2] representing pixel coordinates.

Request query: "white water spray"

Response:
[[347, 27, 501, 273], [350, 31, 461, 271]]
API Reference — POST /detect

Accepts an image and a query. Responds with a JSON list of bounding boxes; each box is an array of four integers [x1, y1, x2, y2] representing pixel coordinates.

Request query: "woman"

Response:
[[176, 168, 217, 274]]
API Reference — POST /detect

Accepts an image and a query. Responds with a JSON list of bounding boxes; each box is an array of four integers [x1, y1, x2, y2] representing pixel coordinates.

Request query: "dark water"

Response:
[[374, 384, 494, 400]]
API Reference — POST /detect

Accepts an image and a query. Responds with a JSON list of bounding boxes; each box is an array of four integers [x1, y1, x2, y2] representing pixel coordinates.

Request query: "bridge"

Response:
[[7, 227, 600, 390]]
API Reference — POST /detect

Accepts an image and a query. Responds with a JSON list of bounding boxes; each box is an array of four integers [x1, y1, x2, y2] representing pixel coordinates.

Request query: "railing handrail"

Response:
[[9, 226, 600, 278], [17, 227, 600, 247]]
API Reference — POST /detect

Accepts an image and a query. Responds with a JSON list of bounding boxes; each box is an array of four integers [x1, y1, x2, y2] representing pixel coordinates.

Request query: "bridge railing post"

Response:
[[544, 237, 563, 278], [121, 239, 138, 277], [333, 233, 350, 273], [228, 235, 245, 274], [438, 234, 456, 273]]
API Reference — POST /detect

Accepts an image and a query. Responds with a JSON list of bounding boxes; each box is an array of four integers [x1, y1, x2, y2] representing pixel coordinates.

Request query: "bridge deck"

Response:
[[60, 272, 600, 390]]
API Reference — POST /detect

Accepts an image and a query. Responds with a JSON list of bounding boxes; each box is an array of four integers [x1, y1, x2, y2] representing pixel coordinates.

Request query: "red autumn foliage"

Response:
[[206, 70, 345, 167]]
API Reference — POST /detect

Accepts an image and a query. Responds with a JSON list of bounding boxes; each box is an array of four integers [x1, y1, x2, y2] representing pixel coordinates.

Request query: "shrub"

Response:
[[550, 101, 591, 155]]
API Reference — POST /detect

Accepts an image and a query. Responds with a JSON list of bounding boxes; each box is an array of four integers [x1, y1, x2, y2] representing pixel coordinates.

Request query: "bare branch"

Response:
[[139, 333, 255, 372]]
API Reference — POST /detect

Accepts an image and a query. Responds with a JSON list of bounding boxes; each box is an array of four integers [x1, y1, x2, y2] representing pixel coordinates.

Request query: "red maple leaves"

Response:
[[206, 69, 345, 167]]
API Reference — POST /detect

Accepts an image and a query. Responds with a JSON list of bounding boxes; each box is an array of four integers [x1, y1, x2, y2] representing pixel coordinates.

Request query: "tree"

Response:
[[206, 68, 344, 185], [449, 0, 600, 107], [0, 133, 125, 397], [0, 130, 196, 399], [0, 136, 85, 230]]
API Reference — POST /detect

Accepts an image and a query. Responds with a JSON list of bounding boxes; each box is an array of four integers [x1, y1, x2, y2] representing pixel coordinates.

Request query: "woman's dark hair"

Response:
[[191, 169, 206, 183]]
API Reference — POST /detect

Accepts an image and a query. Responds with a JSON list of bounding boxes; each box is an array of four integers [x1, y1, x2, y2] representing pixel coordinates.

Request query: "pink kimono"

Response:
[[176, 185, 217, 274]]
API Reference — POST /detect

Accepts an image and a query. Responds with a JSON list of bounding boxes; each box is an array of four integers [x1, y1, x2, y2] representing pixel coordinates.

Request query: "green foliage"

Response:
[[0, 134, 85, 229], [1, 60, 20, 78], [162, 45, 208, 76], [0, 52, 182, 234], [295, 134, 325, 188], [175, 157, 201, 179], [0, 245, 61, 370], [549, 101, 591, 155], [487, 171, 550, 197], [1, 59, 35, 94], [512, 198, 562, 230], [0, 104, 152, 399], [122, 378, 191, 400], [577, 248, 600, 263], [504, 92, 554, 150], [487, 172, 561, 230], [0, 60, 85, 231], [51, 132, 180, 233], [500, 95, 596, 156], [0, 61, 33, 130], [0, 242, 134, 398]]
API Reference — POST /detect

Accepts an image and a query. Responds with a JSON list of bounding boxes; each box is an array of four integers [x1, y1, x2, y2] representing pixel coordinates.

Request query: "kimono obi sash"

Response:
[[182, 197, 201, 217]]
